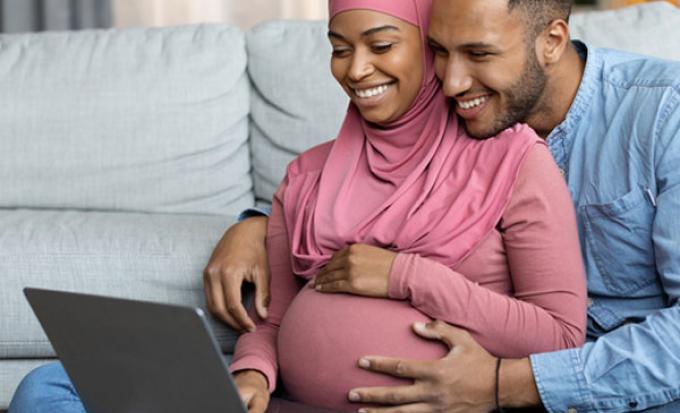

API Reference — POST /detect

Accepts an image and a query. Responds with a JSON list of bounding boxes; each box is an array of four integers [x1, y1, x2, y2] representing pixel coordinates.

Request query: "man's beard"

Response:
[[466, 48, 547, 139]]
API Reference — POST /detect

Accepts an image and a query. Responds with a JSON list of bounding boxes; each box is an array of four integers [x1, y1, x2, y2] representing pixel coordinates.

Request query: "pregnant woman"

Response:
[[229, 0, 587, 412]]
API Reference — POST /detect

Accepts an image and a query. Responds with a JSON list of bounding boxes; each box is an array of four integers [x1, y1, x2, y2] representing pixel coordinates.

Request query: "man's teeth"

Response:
[[355, 84, 389, 99], [458, 96, 488, 110]]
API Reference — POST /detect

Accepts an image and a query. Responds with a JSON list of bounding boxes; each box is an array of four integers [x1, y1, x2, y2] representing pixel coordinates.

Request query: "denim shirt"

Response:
[[530, 41, 680, 413], [243, 41, 680, 413]]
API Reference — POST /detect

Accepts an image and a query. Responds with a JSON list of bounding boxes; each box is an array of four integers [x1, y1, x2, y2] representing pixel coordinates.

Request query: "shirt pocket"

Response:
[[580, 186, 656, 295]]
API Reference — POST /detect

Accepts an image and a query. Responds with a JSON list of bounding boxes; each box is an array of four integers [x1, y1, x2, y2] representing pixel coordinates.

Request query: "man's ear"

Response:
[[536, 19, 570, 66]]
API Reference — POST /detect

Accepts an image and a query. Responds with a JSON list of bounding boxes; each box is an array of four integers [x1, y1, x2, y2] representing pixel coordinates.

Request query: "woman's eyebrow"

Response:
[[361, 25, 399, 37], [328, 25, 400, 40], [328, 31, 345, 40]]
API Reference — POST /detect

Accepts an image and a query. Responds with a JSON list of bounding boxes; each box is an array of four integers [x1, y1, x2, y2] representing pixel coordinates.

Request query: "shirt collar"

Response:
[[546, 41, 603, 147]]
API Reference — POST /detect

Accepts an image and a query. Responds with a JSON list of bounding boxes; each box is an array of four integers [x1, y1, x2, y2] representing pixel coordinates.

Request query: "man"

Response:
[[203, 0, 680, 411]]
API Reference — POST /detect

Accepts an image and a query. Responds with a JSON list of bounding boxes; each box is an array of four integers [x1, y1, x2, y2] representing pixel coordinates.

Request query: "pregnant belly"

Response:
[[278, 287, 448, 412]]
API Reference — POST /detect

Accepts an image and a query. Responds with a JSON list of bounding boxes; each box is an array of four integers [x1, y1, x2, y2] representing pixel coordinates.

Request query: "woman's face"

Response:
[[329, 10, 424, 125]]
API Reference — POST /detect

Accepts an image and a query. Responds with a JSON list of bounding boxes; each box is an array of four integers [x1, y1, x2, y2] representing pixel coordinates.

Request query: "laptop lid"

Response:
[[24, 288, 247, 413]]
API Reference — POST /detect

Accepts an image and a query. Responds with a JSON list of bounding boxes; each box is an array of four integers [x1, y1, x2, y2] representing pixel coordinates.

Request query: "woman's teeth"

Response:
[[355, 84, 389, 99], [458, 96, 489, 110]]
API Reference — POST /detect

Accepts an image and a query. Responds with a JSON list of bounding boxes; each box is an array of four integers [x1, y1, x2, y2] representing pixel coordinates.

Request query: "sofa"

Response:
[[1, 2, 679, 409]]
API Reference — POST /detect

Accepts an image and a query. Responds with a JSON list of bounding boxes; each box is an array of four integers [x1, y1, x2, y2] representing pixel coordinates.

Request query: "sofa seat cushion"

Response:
[[0, 209, 240, 358]]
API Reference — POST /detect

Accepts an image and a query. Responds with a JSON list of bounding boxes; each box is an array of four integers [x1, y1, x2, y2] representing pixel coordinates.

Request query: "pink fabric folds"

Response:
[[283, 0, 542, 278], [329, 0, 423, 26]]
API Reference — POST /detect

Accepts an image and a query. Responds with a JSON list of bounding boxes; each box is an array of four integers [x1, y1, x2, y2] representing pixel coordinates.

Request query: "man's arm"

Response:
[[203, 207, 272, 332], [529, 104, 680, 412]]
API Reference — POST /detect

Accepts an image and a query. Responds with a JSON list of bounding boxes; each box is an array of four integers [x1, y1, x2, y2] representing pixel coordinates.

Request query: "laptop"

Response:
[[24, 288, 339, 413]]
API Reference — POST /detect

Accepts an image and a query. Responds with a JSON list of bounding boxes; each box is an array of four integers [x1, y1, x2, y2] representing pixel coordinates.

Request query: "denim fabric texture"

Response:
[[238, 206, 274, 221], [8, 363, 85, 413], [530, 42, 680, 413]]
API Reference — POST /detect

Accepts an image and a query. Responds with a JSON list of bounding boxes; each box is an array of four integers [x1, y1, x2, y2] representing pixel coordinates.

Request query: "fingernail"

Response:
[[358, 358, 370, 368], [315, 285, 322, 291], [358, 409, 368, 413], [348, 391, 360, 402], [414, 322, 427, 331]]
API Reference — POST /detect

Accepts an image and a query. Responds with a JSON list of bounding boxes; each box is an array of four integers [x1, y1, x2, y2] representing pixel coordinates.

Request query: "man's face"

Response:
[[428, 0, 547, 139]]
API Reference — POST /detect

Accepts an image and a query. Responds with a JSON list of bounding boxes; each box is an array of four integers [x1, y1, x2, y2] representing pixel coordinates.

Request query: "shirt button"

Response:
[[567, 408, 578, 413], [559, 168, 566, 177], [587, 297, 594, 307]]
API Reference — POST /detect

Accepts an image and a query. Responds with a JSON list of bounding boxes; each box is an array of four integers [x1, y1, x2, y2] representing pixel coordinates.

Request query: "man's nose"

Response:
[[441, 57, 473, 97]]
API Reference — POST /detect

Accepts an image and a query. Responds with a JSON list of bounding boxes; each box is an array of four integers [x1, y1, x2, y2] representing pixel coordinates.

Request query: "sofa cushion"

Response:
[[246, 20, 349, 203], [0, 209, 240, 358], [570, 2, 680, 61], [0, 24, 253, 215]]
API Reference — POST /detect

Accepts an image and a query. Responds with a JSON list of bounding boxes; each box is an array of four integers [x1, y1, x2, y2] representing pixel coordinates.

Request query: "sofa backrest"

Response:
[[0, 25, 253, 216], [1, 2, 678, 211], [246, 2, 680, 204], [570, 2, 680, 61], [246, 20, 348, 203]]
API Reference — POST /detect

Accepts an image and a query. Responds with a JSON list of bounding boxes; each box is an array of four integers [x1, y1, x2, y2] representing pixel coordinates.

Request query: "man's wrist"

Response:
[[499, 358, 542, 409], [242, 215, 268, 237]]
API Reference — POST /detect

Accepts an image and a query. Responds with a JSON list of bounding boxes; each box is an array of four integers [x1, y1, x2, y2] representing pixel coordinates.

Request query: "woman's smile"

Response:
[[350, 81, 397, 108]]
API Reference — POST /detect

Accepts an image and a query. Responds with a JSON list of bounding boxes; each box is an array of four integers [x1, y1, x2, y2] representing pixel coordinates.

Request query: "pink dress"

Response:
[[230, 144, 587, 412]]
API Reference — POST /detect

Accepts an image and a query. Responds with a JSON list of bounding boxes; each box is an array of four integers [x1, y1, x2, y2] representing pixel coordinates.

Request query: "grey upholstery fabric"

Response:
[[246, 20, 348, 203], [0, 209, 241, 359], [569, 2, 680, 61], [0, 0, 112, 33], [0, 24, 254, 216]]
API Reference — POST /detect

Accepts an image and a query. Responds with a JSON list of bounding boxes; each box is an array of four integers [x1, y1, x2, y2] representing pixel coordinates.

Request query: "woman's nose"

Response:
[[347, 51, 374, 81]]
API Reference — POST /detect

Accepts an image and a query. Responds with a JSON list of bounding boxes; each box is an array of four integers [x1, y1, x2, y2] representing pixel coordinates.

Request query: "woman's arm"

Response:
[[388, 144, 587, 358], [229, 179, 301, 391]]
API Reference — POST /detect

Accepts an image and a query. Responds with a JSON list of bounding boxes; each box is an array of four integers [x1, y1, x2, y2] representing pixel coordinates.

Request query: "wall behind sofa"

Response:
[[112, 0, 327, 29]]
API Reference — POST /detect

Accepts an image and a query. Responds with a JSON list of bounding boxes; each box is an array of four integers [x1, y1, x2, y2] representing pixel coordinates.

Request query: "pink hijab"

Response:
[[282, 0, 541, 277]]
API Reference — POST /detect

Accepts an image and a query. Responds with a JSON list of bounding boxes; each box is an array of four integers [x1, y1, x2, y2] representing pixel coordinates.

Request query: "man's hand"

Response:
[[234, 370, 270, 413], [348, 321, 498, 413], [203, 216, 270, 332], [312, 244, 397, 298]]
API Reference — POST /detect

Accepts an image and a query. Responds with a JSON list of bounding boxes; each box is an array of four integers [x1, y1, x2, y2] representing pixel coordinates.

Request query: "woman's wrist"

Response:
[[235, 369, 269, 389]]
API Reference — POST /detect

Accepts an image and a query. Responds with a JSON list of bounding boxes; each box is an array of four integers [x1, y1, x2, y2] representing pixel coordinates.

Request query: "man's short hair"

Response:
[[507, 0, 574, 38]]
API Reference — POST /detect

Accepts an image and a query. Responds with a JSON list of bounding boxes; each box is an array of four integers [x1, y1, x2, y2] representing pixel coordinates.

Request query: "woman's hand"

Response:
[[203, 216, 270, 332], [312, 244, 397, 298], [234, 370, 270, 413]]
